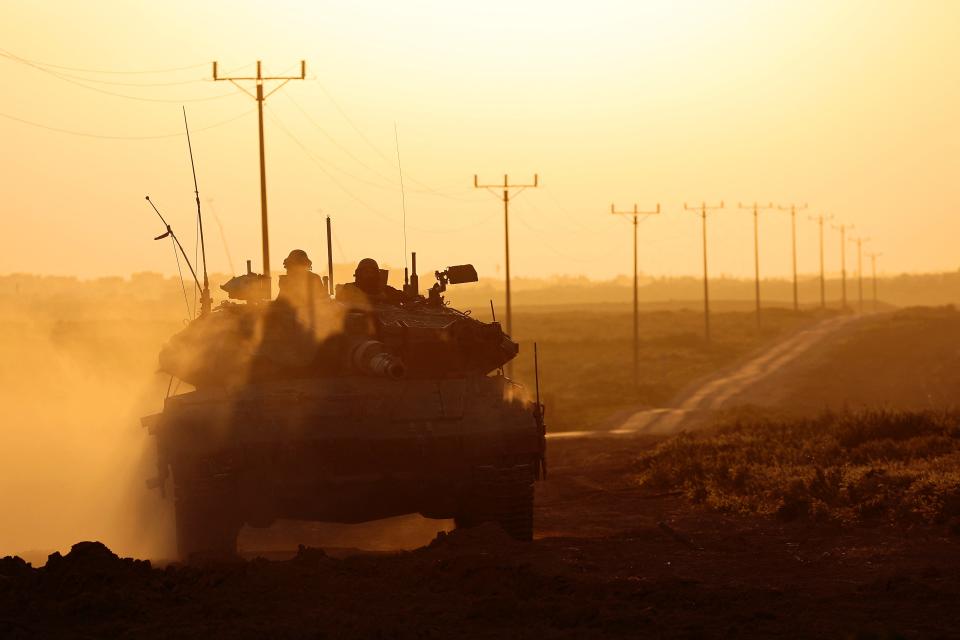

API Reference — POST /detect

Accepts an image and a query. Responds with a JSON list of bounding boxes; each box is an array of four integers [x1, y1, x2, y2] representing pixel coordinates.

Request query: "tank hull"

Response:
[[146, 374, 544, 559]]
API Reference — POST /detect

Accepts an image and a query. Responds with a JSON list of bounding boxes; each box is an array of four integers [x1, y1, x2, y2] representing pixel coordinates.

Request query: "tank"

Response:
[[143, 256, 547, 561]]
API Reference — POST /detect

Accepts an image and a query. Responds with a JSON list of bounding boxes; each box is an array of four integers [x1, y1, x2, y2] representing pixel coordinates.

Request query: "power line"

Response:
[[315, 82, 474, 198], [849, 234, 870, 314], [270, 109, 495, 235], [267, 110, 401, 224], [284, 91, 406, 188], [0, 108, 252, 140], [611, 202, 660, 388], [1, 49, 240, 103], [474, 173, 539, 358], [776, 202, 808, 311], [832, 221, 854, 310], [738, 201, 775, 328], [808, 213, 833, 309], [394, 122, 409, 271], [213, 59, 308, 295], [867, 251, 882, 312], [0, 49, 209, 74], [684, 201, 725, 342]]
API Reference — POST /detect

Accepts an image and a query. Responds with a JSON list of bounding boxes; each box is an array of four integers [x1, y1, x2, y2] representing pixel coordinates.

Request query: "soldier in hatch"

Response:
[[337, 258, 404, 305], [277, 249, 328, 314]]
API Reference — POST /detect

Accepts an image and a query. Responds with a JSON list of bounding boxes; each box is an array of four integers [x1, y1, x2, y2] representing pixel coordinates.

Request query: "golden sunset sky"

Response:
[[2, 0, 957, 282]]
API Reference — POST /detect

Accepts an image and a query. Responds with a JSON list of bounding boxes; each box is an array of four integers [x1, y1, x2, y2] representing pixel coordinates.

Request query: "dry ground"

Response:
[[4, 306, 960, 638]]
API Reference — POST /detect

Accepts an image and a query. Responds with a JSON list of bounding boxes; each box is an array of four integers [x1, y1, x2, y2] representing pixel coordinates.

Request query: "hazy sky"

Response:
[[2, 0, 958, 282]]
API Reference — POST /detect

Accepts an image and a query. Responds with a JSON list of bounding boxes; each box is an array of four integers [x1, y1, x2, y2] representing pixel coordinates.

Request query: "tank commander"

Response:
[[277, 249, 327, 311], [337, 257, 404, 305]]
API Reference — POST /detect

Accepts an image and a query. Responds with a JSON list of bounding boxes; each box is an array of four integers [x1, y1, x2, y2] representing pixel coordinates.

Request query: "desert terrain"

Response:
[[2, 276, 960, 638]]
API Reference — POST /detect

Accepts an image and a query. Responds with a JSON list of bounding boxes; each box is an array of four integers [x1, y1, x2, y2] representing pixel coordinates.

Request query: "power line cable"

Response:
[[267, 110, 399, 224], [284, 92, 480, 201], [315, 83, 476, 199], [0, 50, 209, 75], [268, 109, 494, 234], [284, 91, 399, 185], [0, 107, 253, 140], [0, 48, 240, 102]]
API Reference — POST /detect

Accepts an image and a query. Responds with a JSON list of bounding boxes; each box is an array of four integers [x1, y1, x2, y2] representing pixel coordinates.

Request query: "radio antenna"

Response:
[[394, 121, 408, 272], [145, 196, 203, 295], [183, 107, 211, 315]]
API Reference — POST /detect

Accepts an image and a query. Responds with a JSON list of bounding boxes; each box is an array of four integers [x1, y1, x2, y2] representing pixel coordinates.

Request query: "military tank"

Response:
[[143, 251, 546, 561]]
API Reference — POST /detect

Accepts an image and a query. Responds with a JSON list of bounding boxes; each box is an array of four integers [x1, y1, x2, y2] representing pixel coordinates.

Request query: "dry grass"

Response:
[[633, 410, 960, 526]]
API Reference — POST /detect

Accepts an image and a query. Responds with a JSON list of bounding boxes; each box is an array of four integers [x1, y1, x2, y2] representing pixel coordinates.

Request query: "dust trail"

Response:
[[0, 287, 179, 561]]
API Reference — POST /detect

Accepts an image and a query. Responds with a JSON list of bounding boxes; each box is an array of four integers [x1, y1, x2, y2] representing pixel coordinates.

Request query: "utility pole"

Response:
[[738, 201, 774, 329], [808, 213, 833, 309], [777, 203, 808, 311], [867, 252, 881, 312], [850, 236, 870, 314], [473, 174, 539, 372], [684, 201, 725, 342], [213, 60, 307, 297], [832, 222, 853, 310], [611, 202, 660, 387]]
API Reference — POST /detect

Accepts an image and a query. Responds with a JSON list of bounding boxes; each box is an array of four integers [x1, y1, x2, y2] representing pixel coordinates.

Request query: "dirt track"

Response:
[[553, 313, 862, 438]]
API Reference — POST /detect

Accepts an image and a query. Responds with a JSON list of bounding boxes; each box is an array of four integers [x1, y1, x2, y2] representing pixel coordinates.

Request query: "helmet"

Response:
[[283, 249, 312, 269], [354, 258, 380, 278]]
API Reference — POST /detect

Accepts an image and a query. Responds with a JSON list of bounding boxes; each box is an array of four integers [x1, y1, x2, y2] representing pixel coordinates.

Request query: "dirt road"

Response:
[[551, 314, 861, 438]]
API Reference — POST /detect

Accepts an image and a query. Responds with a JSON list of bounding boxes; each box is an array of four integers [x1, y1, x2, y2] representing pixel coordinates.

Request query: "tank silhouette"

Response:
[[143, 254, 546, 561]]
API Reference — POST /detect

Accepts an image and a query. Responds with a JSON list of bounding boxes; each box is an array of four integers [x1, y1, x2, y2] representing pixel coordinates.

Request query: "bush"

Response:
[[632, 410, 960, 525]]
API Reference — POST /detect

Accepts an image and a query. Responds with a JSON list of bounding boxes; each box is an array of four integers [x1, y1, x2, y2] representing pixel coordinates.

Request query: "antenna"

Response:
[[182, 107, 211, 315], [394, 122, 409, 273], [325, 214, 334, 297], [533, 341, 546, 479], [207, 198, 236, 275], [145, 196, 203, 295]]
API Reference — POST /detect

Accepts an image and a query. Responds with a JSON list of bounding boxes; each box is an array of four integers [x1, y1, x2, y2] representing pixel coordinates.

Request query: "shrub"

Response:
[[632, 410, 960, 525]]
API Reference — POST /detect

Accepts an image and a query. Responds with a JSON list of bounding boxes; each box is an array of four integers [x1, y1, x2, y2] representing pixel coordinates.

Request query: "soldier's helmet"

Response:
[[354, 258, 379, 278], [284, 249, 312, 270]]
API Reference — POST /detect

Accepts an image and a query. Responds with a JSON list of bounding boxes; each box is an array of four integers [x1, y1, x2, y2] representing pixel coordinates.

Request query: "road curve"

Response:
[[550, 314, 861, 439]]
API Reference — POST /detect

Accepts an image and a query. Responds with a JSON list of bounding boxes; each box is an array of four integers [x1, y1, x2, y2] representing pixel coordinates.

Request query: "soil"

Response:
[[4, 308, 959, 638], [2, 434, 958, 639]]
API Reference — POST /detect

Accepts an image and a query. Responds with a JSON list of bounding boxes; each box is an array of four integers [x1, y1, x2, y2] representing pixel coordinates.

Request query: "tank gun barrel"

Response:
[[347, 340, 406, 379]]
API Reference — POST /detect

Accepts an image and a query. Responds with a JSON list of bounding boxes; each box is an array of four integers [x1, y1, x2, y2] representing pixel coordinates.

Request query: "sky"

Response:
[[1, 0, 958, 282]]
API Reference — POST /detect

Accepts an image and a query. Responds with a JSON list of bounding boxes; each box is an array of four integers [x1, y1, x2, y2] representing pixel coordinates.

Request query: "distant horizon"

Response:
[[0, 266, 951, 285]]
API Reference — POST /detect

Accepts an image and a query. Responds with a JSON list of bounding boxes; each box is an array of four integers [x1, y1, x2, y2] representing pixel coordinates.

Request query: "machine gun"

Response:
[[428, 264, 478, 306]]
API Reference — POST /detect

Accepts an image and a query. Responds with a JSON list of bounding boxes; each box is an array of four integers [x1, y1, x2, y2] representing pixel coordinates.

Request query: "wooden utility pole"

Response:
[[611, 202, 660, 387], [738, 202, 774, 328], [809, 213, 833, 308], [867, 252, 881, 312], [474, 174, 539, 374], [684, 201, 725, 342], [832, 222, 854, 310], [850, 236, 870, 313], [777, 203, 808, 311], [213, 60, 307, 297]]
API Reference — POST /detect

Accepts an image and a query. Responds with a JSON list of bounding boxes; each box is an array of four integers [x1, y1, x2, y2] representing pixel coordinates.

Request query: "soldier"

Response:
[[277, 249, 327, 312], [338, 258, 404, 305]]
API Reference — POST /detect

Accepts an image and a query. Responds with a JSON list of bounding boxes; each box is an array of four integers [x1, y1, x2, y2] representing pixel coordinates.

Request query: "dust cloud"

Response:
[[0, 295, 177, 563]]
